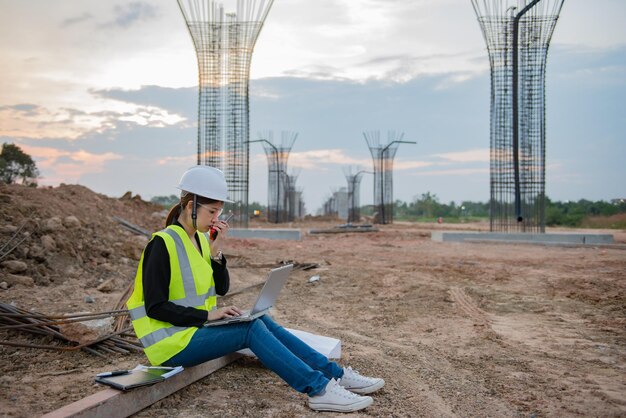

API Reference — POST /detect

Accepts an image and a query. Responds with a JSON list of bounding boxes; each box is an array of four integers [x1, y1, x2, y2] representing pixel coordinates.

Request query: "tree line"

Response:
[[391, 192, 626, 227], [148, 191, 626, 228]]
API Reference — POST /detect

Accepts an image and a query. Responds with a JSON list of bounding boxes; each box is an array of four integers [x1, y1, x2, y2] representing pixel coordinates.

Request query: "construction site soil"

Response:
[[1, 182, 625, 417]]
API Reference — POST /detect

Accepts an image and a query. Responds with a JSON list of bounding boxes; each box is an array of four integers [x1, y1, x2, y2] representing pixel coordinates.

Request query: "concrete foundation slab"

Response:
[[431, 231, 614, 245], [229, 228, 301, 241], [309, 227, 378, 234]]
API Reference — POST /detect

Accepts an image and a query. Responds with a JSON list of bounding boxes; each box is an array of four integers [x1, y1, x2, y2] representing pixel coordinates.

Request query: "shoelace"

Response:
[[331, 380, 362, 399], [344, 367, 369, 383]]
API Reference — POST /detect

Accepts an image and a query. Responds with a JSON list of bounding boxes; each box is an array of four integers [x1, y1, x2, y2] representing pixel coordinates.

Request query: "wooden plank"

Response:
[[42, 353, 242, 418]]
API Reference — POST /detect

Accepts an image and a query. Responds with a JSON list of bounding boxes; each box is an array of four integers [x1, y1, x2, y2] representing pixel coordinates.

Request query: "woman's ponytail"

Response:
[[165, 203, 182, 227]]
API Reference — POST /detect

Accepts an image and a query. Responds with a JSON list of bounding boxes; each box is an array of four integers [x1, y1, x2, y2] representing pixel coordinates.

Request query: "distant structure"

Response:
[[250, 131, 297, 223], [177, 0, 274, 227], [290, 187, 306, 220], [364, 131, 416, 224], [344, 167, 370, 224], [322, 188, 349, 220], [285, 170, 304, 221], [472, 0, 565, 232]]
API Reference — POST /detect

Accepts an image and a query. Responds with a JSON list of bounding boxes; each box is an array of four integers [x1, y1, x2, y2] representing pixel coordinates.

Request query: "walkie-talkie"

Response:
[[210, 213, 234, 241]]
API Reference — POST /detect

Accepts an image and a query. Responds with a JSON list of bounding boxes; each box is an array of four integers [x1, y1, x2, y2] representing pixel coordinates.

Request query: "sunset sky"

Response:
[[1, 0, 624, 213]]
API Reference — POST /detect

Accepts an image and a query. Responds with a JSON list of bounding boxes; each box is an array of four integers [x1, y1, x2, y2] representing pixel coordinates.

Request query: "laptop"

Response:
[[204, 264, 293, 327]]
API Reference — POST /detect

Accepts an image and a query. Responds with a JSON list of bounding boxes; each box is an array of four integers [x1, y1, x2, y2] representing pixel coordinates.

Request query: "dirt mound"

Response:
[[0, 182, 164, 310]]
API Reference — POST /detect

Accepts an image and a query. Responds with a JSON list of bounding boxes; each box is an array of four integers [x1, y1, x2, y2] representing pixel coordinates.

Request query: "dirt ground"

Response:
[[1, 183, 625, 417]]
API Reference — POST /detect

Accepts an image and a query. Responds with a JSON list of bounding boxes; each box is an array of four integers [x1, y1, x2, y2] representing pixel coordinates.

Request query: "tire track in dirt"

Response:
[[337, 329, 517, 417], [447, 286, 626, 415], [448, 286, 493, 326]]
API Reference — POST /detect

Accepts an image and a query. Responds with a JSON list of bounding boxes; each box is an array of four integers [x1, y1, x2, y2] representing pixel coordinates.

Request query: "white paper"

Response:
[[132, 364, 184, 379]]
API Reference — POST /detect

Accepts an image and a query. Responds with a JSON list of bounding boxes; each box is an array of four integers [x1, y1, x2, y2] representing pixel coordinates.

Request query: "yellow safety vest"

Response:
[[127, 225, 217, 365]]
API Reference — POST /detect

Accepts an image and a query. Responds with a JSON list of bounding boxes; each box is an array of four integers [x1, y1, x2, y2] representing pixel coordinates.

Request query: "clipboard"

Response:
[[95, 367, 180, 391]]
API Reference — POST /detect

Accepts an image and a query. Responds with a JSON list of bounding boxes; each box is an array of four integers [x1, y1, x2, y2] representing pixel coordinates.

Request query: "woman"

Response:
[[127, 166, 384, 413]]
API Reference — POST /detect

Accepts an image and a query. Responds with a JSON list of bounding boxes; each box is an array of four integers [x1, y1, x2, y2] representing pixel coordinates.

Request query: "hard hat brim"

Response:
[[175, 185, 234, 203]]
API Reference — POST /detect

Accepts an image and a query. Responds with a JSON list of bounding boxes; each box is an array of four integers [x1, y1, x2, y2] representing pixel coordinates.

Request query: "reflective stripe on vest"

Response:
[[139, 325, 189, 348], [129, 228, 216, 348]]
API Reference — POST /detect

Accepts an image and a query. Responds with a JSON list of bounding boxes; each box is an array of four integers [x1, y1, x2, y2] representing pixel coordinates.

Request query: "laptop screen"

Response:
[[249, 264, 293, 314]]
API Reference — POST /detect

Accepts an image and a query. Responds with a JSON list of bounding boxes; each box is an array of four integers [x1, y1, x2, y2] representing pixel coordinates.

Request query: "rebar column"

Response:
[[472, 0, 564, 233], [365, 131, 415, 224], [285, 171, 300, 222], [322, 192, 335, 217], [322, 188, 349, 219], [254, 131, 296, 223], [294, 189, 305, 219], [178, 0, 274, 227], [344, 167, 368, 224]]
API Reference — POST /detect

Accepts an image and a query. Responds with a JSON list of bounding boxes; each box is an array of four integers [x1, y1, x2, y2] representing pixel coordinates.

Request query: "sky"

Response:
[[0, 0, 625, 214]]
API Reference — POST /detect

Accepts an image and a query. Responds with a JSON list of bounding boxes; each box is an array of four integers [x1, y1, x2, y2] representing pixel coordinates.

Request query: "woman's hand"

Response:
[[209, 218, 230, 255], [207, 305, 244, 321]]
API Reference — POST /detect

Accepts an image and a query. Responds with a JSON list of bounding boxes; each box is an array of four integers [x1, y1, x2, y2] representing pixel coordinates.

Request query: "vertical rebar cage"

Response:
[[178, 0, 274, 227], [285, 171, 300, 222], [344, 167, 366, 224], [257, 131, 296, 223], [472, 0, 564, 232], [365, 131, 403, 224]]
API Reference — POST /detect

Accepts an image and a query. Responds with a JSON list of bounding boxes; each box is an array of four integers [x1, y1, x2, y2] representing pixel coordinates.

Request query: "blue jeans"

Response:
[[162, 315, 344, 396]]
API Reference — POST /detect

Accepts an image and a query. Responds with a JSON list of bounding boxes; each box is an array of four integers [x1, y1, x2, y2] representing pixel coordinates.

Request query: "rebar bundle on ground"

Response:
[[112, 216, 151, 238], [472, 0, 565, 232], [177, 0, 275, 228], [0, 223, 29, 263], [0, 302, 142, 358]]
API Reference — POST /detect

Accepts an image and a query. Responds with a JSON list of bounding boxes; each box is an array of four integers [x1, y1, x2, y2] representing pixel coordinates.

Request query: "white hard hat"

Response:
[[176, 166, 233, 202]]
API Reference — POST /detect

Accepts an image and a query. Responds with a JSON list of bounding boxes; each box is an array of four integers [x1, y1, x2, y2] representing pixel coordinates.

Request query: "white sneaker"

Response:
[[308, 378, 373, 412], [339, 367, 385, 394]]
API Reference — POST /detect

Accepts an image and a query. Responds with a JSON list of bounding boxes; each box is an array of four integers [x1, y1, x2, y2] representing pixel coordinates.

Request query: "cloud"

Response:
[[60, 12, 94, 28], [394, 160, 436, 170], [118, 108, 185, 127], [283, 65, 350, 82], [156, 155, 196, 166], [278, 51, 488, 86], [433, 149, 490, 163], [100, 2, 157, 29], [0, 104, 42, 117], [286, 149, 370, 170], [91, 85, 196, 120], [0, 95, 187, 140], [412, 168, 489, 177], [252, 147, 436, 174], [356, 51, 489, 85], [250, 85, 283, 100], [0, 104, 89, 139], [3, 104, 38, 112], [16, 143, 123, 185]]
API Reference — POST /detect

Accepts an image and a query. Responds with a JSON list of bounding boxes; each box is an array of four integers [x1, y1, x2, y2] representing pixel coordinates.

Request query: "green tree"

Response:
[[0, 143, 39, 185], [413, 192, 441, 218], [150, 195, 179, 208]]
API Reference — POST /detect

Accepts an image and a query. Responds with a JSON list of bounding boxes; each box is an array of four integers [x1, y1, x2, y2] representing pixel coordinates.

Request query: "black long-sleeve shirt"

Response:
[[142, 221, 230, 327]]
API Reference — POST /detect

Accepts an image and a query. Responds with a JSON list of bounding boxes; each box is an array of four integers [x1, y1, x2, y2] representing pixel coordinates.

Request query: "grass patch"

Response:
[[580, 213, 626, 229]]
